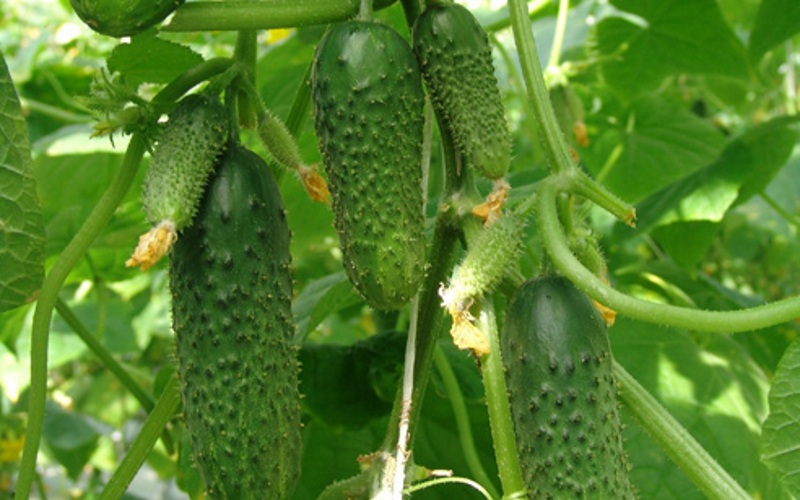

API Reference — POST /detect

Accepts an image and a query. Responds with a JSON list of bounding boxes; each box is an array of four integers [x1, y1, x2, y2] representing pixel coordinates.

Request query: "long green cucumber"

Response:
[[170, 144, 302, 499], [311, 20, 425, 310]]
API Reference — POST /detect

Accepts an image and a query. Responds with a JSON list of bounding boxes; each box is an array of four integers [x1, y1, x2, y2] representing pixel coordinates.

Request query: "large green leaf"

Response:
[[0, 50, 45, 312], [749, 0, 800, 61], [595, 0, 749, 97], [634, 117, 799, 232], [761, 339, 800, 497], [589, 95, 726, 204], [611, 318, 788, 499]]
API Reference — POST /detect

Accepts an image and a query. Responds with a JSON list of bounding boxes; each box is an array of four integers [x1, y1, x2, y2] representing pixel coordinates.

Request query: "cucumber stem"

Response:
[[536, 175, 800, 332], [507, 0, 574, 175], [478, 299, 528, 499], [165, 0, 364, 31], [16, 134, 148, 500], [614, 361, 751, 500], [99, 375, 181, 500], [234, 30, 259, 128], [434, 346, 502, 499]]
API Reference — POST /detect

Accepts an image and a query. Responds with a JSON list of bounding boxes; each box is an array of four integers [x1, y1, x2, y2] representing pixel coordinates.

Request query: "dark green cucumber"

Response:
[[413, 2, 510, 179], [170, 144, 301, 499], [502, 275, 635, 499], [70, 0, 184, 37], [311, 21, 425, 310]]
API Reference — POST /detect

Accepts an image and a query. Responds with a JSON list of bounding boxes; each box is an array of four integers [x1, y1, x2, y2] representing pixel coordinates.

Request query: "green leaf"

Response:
[[611, 318, 787, 499], [0, 49, 45, 312], [292, 271, 362, 342], [595, 0, 749, 97], [42, 401, 102, 480], [592, 95, 726, 203], [634, 117, 799, 232], [761, 339, 800, 497], [749, 0, 800, 61], [298, 331, 405, 430], [107, 32, 203, 87], [651, 220, 720, 270]]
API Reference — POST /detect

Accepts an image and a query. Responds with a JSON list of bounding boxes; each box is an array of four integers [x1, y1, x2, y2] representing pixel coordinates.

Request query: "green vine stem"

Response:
[[507, 0, 573, 175], [166, 0, 367, 31], [54, 298, 174, 454], [536, 175, 800, 332], [15, 58, 233, 499], [433, 346, 501, 499], [234, 30, 259, 128], [17, 135, 147, 499], [478, 299, 527, 499], [613, 361, 750, 500], [99, 375, 181, 500]]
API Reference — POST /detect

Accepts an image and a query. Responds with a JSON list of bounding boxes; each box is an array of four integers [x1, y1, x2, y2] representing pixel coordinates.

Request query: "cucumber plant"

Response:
[[9, 1, 800, 499]]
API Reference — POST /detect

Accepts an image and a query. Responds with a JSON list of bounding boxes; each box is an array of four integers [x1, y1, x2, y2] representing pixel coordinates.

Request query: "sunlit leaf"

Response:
[[595, 0, 748, 97], [590, 95, 726, 204]]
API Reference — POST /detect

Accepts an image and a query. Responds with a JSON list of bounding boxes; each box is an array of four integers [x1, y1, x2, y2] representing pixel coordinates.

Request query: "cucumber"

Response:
[[142, 93, 228, 232], [311, 20, 425, 310], [413, 2, 510, 179], [70, 0, 184, 37], [128, 94, 228, 270], [170, 144, 302, 499], [502, 275, 635, 498]]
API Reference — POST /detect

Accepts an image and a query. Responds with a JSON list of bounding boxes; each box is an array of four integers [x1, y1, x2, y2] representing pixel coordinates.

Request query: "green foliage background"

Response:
[[2, 0, 800, 498]]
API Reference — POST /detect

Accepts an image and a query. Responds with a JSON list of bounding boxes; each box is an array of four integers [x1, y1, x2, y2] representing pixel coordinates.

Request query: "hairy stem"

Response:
[[536, 176, 800, 332], [479, 299, 527, 499], [166, 0, 365, 31], [614, 362, 750, 500], [507, 0, 574, 175], [17, 135, 147, 499]]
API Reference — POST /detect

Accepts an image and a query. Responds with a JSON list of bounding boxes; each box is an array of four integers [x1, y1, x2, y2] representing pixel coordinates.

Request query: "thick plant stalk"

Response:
[[99, 376, 181, 499], [614, 362, 750, 500]]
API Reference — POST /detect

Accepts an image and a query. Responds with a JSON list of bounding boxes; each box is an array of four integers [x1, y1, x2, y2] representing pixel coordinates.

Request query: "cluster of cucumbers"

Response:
[[101, 0, 634, 497]]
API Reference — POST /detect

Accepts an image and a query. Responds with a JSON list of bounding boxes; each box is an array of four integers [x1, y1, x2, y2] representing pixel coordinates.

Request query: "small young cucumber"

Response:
[[311, 20, 425, 310], [502, 275, 635, 499], [413, 1, 510, 179], [69, 0, 184, 37], [142, 93, 228, 232], [170, 144, 302, 499]]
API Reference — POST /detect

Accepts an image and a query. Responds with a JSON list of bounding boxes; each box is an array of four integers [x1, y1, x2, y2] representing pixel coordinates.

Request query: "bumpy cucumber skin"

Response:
[[70, 0, 184, 37], [413, 3, 510, 179], [502, 276, 635, 499], [311, 21, 425, 310], [142, 94, 228, 231], [170, 145, 301, 499]]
